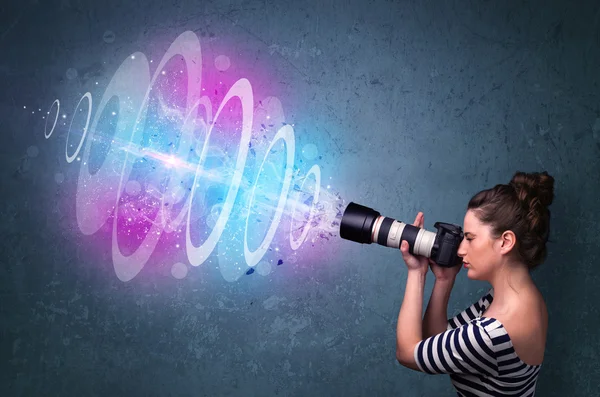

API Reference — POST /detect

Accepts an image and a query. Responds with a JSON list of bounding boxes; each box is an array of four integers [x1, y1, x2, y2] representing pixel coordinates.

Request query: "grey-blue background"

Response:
[[1, 0, 599, 396]]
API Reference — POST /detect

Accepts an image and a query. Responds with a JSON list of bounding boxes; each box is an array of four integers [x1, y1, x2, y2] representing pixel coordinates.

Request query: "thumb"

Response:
[[401, 240, 408, 252]]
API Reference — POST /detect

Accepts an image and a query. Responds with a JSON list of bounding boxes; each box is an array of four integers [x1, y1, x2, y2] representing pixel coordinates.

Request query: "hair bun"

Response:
[[510, 171, 555, 208], [467, 171, 555, 269]]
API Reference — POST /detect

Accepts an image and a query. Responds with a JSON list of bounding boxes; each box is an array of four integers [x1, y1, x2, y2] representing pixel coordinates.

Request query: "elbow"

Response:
[[396, 349, 409, 366], [396, 342, 420, 367], [396, 348, 422, 372]]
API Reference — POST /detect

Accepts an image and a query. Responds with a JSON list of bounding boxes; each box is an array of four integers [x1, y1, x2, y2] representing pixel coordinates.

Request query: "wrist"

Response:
[[408, 268, 428, 279], [434, 276, 456, 285]]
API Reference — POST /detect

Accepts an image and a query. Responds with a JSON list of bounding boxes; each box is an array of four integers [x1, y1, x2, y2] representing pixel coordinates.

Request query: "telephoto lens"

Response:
[[340, 202, 437, 257], [339, 202, 463, 267]]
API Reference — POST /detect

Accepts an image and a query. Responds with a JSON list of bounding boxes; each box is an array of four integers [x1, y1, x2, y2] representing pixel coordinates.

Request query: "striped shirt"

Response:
[[414, 289, 542, 396]]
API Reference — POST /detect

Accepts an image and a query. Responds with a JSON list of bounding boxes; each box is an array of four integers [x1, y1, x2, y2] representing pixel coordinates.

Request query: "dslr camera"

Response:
[[340, 202, 463, 267]]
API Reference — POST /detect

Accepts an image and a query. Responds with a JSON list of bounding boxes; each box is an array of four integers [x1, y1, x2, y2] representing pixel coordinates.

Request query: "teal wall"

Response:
[[1, 0, 599, 395]]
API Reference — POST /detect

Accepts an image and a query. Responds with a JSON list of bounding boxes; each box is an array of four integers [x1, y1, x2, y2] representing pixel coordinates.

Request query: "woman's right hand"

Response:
[[428, 258, 461, 281]]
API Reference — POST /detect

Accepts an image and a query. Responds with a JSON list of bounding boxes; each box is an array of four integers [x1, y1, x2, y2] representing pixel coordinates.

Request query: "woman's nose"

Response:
[[457, 240, 466, 257]]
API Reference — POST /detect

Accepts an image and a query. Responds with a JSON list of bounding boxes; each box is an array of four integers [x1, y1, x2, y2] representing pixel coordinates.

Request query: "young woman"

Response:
[[395, 171, 554, 396]]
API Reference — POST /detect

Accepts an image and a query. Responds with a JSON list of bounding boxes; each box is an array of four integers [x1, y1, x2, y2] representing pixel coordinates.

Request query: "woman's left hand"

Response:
[[400, 212, 429, 275]]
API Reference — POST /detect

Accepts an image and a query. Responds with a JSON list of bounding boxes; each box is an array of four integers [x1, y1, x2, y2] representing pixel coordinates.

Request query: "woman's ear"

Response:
[[499, 230, 517, 254]]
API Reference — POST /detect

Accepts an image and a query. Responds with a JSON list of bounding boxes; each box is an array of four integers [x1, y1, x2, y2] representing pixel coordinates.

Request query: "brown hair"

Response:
[[467, 171, 555, 270]]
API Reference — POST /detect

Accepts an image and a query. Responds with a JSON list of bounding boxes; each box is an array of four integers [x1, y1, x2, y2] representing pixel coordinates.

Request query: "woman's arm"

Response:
[[396, 269, 427, 370], [422, 278, 455, 339]]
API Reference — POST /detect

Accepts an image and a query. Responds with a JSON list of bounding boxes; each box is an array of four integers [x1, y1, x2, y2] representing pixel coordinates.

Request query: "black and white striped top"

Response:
[[414, 289, 542, 396]]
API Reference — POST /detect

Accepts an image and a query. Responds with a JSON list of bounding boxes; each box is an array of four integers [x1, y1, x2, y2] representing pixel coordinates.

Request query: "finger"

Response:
[[419, 212, 424, 228], [413, 212, 424, 228], [413, 213, 420, 227], [401, 240, 412, 256], [401, 240, 408, 252]]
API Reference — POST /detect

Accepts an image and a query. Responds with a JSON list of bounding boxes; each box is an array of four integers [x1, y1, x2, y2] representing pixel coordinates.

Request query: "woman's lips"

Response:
[[463, 262, 470, 268]]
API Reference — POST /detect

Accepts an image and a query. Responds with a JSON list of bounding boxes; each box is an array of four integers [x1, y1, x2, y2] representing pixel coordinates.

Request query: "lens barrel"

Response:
[[339, 202, 380, 244], [340, 202, 437, 258]]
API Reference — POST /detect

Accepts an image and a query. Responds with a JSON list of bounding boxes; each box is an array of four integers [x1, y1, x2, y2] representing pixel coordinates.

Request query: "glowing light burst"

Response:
[[40, 30, 345, 282]]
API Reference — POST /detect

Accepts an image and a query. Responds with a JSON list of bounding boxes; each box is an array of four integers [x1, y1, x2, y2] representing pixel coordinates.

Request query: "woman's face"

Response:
[[457, 210, 502, 281]]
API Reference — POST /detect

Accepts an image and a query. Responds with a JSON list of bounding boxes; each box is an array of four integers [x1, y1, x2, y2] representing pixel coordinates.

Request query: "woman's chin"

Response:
[[466, 268, 477, 279]]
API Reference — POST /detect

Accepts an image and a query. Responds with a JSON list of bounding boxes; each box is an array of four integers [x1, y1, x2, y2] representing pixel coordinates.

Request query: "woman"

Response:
[[395, 171, 554, 396]]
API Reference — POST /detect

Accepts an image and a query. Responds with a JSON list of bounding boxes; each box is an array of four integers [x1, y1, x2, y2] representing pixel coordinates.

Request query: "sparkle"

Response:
[[40, 30, 340, 284]]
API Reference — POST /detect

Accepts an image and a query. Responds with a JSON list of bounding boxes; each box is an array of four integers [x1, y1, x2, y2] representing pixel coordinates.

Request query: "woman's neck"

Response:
[[488, 262, 534, 311]]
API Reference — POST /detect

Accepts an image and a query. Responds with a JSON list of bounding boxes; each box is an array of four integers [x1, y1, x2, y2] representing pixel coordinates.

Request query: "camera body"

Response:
[[339, 202, 463, 268]]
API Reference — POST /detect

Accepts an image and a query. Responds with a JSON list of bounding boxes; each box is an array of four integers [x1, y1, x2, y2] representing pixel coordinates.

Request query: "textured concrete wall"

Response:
[[1, 0, 599, 396]]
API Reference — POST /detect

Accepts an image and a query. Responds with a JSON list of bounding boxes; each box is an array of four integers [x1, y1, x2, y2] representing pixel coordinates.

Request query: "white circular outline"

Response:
[[76, 52, 151, 238], [185, 77, 253, 267], [160, 95, 212, 234], [110, 32, 204, 281], [244, 124, 295, 267], [289, 163, 321, 250], [44, 99, 60, 139], [65, 92, 92, 163]]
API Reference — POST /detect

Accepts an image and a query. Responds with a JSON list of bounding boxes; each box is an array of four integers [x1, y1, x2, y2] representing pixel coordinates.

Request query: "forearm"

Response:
[[396, 270, 427, 362], [422, 278, 455, 339]]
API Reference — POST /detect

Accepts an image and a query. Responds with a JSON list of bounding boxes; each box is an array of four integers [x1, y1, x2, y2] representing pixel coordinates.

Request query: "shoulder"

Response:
[[505, 286, 547, 337], [494, 288, 548, 366]]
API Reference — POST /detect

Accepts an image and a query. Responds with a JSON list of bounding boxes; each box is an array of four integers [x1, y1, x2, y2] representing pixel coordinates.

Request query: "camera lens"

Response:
[[339, 202, 380, 244], [340, 202, 436, 258]]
